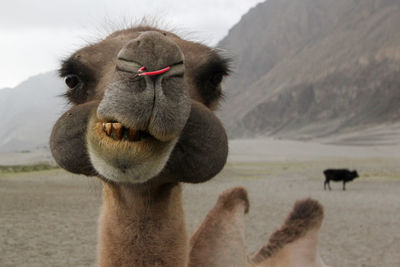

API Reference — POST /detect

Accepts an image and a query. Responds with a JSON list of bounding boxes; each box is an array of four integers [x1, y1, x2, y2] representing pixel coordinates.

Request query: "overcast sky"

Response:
[[0, 0, 264, 89]]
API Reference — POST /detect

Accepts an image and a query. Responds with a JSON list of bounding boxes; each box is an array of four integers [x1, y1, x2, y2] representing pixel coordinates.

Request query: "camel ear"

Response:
[[252, 199, 330, 267], [50, 101, 98, 176]]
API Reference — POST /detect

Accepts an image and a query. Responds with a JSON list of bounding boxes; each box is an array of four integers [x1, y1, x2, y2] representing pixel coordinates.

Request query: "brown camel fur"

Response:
[[189, 188, 329, 267], [50, 25, 330, 266]]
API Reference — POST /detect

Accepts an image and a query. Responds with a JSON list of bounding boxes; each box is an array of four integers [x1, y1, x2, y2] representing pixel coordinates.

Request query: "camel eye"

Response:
[[209, 73, 223, 86], [64, 74, 82, 89]]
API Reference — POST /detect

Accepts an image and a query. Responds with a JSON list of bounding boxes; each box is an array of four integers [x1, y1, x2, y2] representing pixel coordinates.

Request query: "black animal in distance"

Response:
[[323, 169, 359, 191]]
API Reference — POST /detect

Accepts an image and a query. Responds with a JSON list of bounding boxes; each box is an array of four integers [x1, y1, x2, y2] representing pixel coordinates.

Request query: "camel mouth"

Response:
[[99, 121, 154, 143], [87, 115, 178, 184]]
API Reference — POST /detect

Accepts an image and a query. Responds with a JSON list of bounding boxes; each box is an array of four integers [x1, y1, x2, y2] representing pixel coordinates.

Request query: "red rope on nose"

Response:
[[138, 66, 171, 76]]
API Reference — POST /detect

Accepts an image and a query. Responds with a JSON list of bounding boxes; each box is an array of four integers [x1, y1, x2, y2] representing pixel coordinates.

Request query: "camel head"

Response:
[[50, 27, 230, 185]]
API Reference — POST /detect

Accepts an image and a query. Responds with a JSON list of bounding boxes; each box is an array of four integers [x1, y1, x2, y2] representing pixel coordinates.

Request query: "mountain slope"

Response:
[[2, 1, 400, 153], [0, 72, 66, 152], [218, 0, 400, 141]]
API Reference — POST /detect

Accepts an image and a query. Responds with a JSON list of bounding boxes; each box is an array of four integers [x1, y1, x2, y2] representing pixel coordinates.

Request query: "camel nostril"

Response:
[[148, 75, 158, 84], [116, 31, 183, 73]]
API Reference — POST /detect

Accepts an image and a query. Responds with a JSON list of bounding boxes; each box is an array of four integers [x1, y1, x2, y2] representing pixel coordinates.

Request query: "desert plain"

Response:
[[1, 138, 399, 267]]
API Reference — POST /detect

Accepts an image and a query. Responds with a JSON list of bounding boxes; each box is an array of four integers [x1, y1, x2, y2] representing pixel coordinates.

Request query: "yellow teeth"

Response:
[[104, 123, 112, 136], [112, 123, 123, 140], [100, 122, 146, 142]]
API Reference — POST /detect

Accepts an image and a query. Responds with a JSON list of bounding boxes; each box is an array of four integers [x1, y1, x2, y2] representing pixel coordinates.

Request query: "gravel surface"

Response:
[[1, 140, 399, 267]]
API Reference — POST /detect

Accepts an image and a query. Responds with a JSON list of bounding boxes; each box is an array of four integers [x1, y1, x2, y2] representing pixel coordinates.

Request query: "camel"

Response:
[[50, 26, 330, 266]]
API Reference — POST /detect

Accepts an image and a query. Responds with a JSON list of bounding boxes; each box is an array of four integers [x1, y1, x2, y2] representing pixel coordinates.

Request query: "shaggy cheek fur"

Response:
[[86, 114, 177, 183]]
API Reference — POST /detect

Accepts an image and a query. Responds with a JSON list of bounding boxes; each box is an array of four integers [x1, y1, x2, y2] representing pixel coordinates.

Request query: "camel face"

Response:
[[50, 27, 230, 184], [87, 31, 189, 183]]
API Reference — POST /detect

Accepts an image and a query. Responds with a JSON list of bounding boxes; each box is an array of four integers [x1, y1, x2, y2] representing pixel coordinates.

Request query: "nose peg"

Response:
[[117, 31, 183, 72], [137, 66, 171, 76]]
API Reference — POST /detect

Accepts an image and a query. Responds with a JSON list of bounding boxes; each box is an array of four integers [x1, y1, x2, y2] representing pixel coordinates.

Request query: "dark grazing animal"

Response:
[[323, 169, 359, 191]]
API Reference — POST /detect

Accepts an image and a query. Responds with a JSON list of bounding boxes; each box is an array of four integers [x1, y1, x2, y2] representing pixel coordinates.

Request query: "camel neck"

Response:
[[97, 181, 188, 267]]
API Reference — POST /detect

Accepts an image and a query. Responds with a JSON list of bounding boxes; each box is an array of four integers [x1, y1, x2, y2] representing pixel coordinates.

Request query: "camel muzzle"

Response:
[[96, 31, 190, 142]]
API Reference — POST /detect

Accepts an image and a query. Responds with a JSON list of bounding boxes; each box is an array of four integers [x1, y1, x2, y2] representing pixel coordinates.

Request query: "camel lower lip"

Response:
[[98, 122, 153, 142]]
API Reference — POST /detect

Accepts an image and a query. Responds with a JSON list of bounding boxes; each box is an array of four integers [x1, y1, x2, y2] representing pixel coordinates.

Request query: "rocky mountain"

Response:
[[217, 0, 400, 142], [2, 0, 400, 153], [0, 72, 66, 152]]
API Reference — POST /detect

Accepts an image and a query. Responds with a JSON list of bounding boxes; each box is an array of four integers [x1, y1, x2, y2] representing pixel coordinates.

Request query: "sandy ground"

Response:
[[0, 149, 54, 166], [1, 139, 400, 267]]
